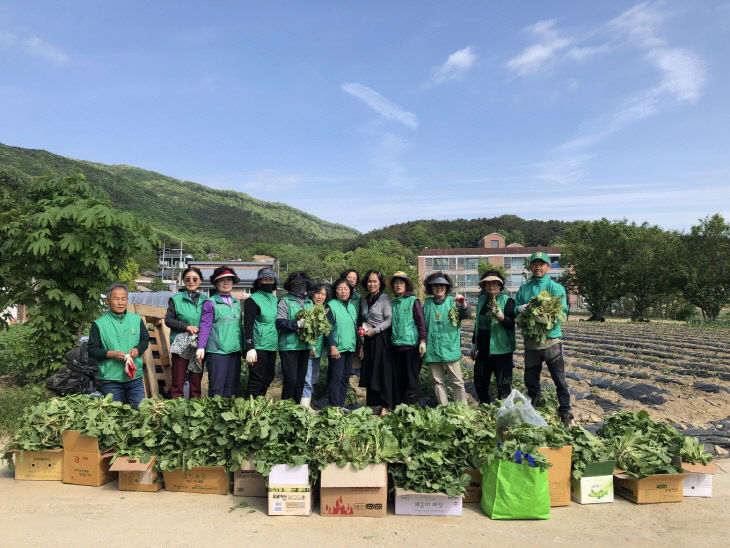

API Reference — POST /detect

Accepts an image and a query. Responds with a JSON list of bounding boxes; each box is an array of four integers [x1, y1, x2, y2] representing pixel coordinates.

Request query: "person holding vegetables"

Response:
[[276, 270, 314, 403], [88, 283, 149, 409], [514, 251, 572, 427], [300, 282, 331, 410], [165, 266, 209, 399], [243, 267, 280, 399], [387, 270, 427, 405], [422, 272, 469, 406], [470, 270, 516, 404], [358, 269, 394, 415], [325, 278, 359, 411], [196, 266, 243, 398]]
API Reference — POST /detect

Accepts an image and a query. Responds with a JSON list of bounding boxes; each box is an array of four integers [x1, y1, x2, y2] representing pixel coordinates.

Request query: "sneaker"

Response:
[[341, 407, 351, 414], [559, 412, 573, 428]]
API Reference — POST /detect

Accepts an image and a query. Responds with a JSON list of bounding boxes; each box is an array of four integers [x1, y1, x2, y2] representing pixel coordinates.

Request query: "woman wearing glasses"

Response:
[[165, 266, 210, 398]]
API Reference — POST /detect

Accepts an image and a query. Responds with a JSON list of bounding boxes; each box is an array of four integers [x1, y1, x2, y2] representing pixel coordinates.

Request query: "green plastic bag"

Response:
[[481, 458, 551, 520]]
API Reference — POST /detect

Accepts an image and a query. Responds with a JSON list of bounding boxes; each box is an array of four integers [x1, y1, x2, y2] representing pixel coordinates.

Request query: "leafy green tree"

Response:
[[0, 173, 157, 376], [116, 258, 140, 291], [559, 219, 629, 321], [148, 276, 167, 291], [679, 214, 730, 321], [322, 239, 416, 291], [621, 223, 680, 321], [477, 259, 508, 288]]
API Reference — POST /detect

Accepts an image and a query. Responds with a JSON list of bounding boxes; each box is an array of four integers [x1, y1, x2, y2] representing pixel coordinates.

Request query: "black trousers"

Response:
[[393, 346, 422, 405], [523, 343, 571, 414], [279, 349, 309, 403], [245, 349, 277, 398], [474, 352, 513, 404]]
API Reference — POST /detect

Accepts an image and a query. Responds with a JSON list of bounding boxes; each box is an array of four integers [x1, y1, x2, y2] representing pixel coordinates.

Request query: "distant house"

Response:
[[188, 261, 276, 300], [417, 232, 580, 310]]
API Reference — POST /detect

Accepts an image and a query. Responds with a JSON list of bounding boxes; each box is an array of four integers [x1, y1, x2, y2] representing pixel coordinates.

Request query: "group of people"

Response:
[[87, 251, 572, 426]]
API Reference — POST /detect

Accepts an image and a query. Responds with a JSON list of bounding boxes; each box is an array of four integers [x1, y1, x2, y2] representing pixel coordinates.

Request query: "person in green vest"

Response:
[[341, 268, 363, 373], [387, 270, 426, 405], [514, 251, 572, 427], [301, 282, 330, 410], [422, 272, 470, 406], [276, 270, 314, 403], [470, 270, 516, 404], [244, 267, 280, 398], [87, 283, 149, 409], [165, 266, 209, 398], [325, 278, 359, 411], [196, 266, 243, 398]]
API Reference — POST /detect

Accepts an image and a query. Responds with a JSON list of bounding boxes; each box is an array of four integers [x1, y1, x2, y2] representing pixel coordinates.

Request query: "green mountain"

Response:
[[0, 143, 360, 257]]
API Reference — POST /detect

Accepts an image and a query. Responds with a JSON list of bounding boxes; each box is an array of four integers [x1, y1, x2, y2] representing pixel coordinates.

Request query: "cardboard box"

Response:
[[13, 449, 64, 481], [394, 488, 463, 516], [614, 472, 684, 504], [109, 456, 162, 492], [320, 463, 387, 517], [462, 469, 482, 503], [162, 466, 229, 495], [571, 460, 615, 504], [268, 464, 312, 516], [538, 445, 572, 507], [233, 460, 267, 498], [62, 430, 116, 487], [682, 461, 719, 498]]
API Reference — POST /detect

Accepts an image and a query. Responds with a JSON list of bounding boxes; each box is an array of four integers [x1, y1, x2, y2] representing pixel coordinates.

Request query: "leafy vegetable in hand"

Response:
[[515, 291, 566, 343], [296, 305, 332, 345], [448, 306, 461, 327]]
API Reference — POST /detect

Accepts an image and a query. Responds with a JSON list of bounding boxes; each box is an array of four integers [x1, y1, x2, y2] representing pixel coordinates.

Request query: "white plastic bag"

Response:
[[495, 389, 547, 440]]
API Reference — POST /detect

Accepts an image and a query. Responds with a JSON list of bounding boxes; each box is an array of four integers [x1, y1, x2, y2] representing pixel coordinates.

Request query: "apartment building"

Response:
[[417, 232, 574, 306]]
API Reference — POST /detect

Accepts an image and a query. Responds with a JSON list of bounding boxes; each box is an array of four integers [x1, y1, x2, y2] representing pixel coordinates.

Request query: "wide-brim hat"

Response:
[[386, 271, 414, 293], [426, 275, 451, 287], [479, 275, 504, 288], [529, 251, 551, 265], [255, 267, 279, 284]]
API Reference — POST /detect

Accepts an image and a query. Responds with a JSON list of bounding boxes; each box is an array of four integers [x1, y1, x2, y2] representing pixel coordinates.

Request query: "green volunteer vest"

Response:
[[514, 277, 567, 340], [249, 290, 278, 351], [168, 291, 209, 345], [327, 299, 358, 353], [474, 293, 516, 356], [278, 293, 313, 351], [351, 291, 361, 312], [422, 296, 462, 363], [206, 293, 242, 354], [391, 295, 418, 346], [95, 311, 144, 382], [312, 334, 326, 358]]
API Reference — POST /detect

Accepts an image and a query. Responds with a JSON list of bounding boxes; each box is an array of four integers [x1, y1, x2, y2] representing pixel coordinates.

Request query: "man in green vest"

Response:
[[87, 283, 149, 409], [515, 251, 572, 427]]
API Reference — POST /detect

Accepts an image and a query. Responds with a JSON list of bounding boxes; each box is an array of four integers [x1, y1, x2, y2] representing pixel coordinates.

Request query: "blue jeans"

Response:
[[302, 356, 321, 398], [101, 376, 145, 409]]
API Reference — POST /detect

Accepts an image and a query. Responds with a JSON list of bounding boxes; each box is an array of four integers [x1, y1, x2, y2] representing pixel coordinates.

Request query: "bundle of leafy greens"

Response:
[[479, 439, 552, 472], [565, 426, 613, 480], [295, 304, 332, 345], [448, 306, 461, 327], [382, 403, 495, 496], [489, 295, 502, 321], [515, 290, 567, 344], [309, 407, 399, 470], [114, 398, 168, 464]]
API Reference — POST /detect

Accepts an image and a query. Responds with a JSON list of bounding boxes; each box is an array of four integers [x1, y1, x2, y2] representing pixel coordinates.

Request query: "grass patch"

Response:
[[0, 382, 47, 439]]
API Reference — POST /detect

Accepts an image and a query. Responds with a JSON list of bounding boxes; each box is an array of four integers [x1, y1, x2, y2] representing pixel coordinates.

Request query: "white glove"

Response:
[[418, 342, 426, 358], [516, 304, 530, 314], [535, 314, 549, 324], [297, 318, 305, 328], [246, 349, 258, 365], [195, 349, 205, 363]]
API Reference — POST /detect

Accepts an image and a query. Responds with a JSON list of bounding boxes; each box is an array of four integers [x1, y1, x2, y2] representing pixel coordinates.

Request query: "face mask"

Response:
[[292, 283, 307, 295], [260, 282, 276, 292]]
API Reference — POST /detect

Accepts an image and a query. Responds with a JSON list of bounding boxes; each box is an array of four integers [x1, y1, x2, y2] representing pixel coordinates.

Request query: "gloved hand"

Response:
[[196, 349, 205, 364], [124, 354, 137, 379], [418, 342, 426, 358], [516, 304, 530, 314], [535, 314, 549, 324], [297, 318, 306, 328], [491, 303, 503, 318], [454, 294, 466, 307], [246, 349, 258, 365], [469, 344, 478, 360]]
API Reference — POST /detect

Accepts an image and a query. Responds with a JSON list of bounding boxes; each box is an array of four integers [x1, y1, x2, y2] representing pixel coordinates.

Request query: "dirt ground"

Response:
[[0, 459, 728, 547]]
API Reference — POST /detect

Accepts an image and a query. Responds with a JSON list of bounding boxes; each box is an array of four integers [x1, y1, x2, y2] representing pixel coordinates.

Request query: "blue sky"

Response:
[[1, 1, 728, 233]]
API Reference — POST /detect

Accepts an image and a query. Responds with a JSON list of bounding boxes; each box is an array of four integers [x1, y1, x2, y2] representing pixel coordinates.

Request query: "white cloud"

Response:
[[429, 46, 477, 85], [341, 83, 418, 129], [0, 30, 69, 64], [506, 19, 572, 75]]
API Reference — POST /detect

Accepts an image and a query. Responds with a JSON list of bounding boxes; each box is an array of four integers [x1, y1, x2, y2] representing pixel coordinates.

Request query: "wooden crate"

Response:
[[127, 303, 172, 397]]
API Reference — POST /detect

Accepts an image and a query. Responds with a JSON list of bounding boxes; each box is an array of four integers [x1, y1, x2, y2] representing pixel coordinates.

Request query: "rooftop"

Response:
[[419, 246, 562, 257]]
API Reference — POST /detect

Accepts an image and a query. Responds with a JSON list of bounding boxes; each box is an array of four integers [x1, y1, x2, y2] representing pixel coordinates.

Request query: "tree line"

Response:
[[559, 216, 730, 321]]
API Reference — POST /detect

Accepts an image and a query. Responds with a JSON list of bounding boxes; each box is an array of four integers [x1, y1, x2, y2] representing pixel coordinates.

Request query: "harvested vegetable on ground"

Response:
[[565, 426, 613, 480], [478, 439, 551, 471], [515, 290, 567, 344], [295, 304, 332, 345]]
